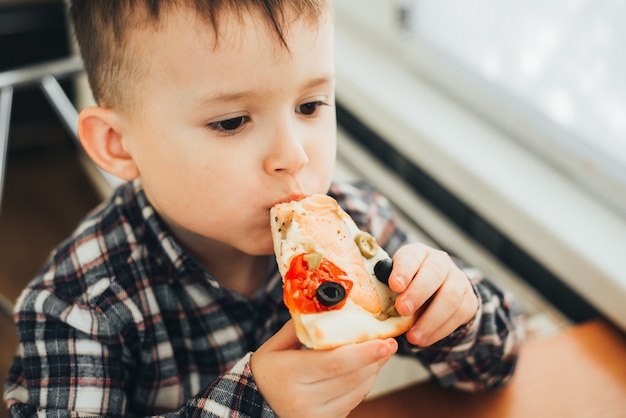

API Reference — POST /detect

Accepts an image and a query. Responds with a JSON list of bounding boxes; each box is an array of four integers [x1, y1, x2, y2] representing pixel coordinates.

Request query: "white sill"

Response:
[[334, 22, 626, 332]]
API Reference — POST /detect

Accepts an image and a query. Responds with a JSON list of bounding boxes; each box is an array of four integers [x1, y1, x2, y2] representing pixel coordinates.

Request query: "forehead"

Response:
[[121, 6, 330, 87], [133, 3, 332, 69], [123, 3, 334, 114]]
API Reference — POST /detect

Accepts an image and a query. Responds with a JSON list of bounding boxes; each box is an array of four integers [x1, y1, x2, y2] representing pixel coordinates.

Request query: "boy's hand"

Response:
[[389, 243, 479, 347], [251, 321, 397, 418]]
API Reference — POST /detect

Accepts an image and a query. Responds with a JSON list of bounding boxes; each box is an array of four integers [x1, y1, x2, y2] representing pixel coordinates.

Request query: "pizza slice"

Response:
[[270, 194, 417, 349]]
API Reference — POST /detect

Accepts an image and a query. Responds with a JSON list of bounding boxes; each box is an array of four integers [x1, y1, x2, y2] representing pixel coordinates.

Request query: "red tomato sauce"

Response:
[[283, 253, 353, 314]]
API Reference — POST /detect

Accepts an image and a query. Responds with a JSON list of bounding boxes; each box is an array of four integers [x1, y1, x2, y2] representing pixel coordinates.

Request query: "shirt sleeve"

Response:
[[182, 353, 275, 418], [397, 269, 525, 391], [4, 286, 277, 418]]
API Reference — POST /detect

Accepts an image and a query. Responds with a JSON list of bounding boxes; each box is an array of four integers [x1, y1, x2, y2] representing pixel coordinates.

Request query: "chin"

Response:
[[243, 236, 275, 256], [257, 243, 276, 256]]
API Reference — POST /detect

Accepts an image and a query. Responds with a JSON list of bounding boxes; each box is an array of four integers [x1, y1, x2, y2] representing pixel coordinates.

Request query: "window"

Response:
[[335, 0, 626, 217], [332, 0, 626, 331]]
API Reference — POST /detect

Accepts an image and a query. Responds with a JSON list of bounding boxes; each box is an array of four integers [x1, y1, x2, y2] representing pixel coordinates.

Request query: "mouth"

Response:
[[272, 194, 308, 208]]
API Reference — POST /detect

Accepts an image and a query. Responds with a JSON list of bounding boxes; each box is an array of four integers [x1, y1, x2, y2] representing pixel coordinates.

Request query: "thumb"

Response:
[[263, 320, 303, 351]]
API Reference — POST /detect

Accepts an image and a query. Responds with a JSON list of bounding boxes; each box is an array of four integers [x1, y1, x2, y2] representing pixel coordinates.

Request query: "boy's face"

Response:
[[119, 6, 336, 257]]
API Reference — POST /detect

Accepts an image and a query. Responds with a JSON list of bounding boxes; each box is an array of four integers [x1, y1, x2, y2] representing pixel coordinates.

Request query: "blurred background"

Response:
[[0, 2, 103, 417], [1, 0, 625, 415], [332, 0, 626, 327]]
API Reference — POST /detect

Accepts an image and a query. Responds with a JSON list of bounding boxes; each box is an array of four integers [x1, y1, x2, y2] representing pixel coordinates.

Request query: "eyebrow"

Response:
[[302, 76, 333, 90], [200, 76, 334, 106], [203, 91, 256, 104]]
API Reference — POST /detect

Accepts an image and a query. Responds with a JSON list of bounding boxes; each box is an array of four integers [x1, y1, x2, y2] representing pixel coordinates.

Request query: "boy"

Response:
[[4, 0, 523, 417]]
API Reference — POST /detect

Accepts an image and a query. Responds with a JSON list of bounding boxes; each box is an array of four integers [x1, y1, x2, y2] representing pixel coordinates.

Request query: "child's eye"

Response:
[[296, 101, 328, 116], [207, 116, 250, 134]]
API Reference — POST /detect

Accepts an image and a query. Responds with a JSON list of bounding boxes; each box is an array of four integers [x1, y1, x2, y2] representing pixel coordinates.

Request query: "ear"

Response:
[[77, 107, 140, 181]]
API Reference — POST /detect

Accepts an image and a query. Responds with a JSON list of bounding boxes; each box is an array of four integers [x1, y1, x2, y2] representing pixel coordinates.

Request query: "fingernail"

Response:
[[410, 330, 426, 346], [378, 344, 390, 357], [394, 275, 406, 289], [403, 300, 415, 314]]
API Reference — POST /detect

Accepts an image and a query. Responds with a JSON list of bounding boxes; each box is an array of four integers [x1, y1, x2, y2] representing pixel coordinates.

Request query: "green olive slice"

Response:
[[354, 231, 378, 259], [303, 252, 323, 270]]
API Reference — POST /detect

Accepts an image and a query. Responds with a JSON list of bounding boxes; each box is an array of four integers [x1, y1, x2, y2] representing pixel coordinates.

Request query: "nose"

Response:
[[263, 122, 309, 174]]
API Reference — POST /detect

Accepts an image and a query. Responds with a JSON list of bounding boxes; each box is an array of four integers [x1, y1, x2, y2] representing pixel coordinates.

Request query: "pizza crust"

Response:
[[292, 300, 416, 349]]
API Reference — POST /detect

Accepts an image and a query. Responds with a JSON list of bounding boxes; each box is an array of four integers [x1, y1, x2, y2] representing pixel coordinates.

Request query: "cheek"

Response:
[[135, 142, 214, 210], [310, 123, 337, 171]]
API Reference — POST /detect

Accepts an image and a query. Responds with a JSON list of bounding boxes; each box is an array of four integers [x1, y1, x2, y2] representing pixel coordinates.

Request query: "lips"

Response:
[[272, 194, 308, 208]]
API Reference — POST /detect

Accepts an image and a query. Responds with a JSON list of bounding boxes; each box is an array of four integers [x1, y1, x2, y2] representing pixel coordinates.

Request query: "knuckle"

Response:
[[345, 363, 374, 389], [321, 356, 345, 376], [433, 249, 452, 266], [343, 371, 363, 389], [291, 396, 312, 413], [441, 286, 464, 314], [426, 257, 449, 282]]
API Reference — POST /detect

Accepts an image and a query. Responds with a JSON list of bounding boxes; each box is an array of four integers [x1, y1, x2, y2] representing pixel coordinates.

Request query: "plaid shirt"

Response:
[[4, 180, 523, 417]]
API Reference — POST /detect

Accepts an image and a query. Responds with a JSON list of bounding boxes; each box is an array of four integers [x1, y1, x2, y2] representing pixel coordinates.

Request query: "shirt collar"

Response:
[[127, 179, 284, 301]]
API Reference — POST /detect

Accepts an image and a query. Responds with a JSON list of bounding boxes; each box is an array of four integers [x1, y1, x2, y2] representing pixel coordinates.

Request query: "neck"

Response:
[[161, 217, 273, 297], [186, 237, 271, 297], [201, 251, 271, 297]]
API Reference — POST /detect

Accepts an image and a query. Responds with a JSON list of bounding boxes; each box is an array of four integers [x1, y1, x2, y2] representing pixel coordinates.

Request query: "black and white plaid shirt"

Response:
[[4, 179, 523, 417]]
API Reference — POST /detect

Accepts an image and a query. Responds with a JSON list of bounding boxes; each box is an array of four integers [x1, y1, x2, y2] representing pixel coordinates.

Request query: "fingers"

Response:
[[252, 336, 397, 418], [304, 338, 398, 384], [388, 244, 426, 293], [304, 339, 397, 417], [390, 243, 479, 346], [406, 277, 478, 346], [314, 364, 383, 418], [392, 245, 451, 317]]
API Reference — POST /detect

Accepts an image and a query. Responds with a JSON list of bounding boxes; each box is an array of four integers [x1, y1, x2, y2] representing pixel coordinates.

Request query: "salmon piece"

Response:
[[274, 194, 382, 315]]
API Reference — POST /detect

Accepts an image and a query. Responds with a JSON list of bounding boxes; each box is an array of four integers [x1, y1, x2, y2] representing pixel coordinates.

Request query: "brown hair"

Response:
[[69, 0, 326, 112]]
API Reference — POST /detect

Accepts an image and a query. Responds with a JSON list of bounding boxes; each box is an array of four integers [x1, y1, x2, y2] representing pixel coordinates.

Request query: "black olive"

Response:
[[316, 282, 347, 307], [374, 259, 393, 285]]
